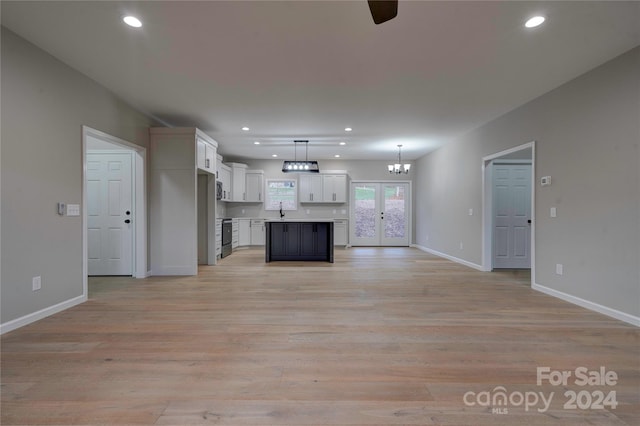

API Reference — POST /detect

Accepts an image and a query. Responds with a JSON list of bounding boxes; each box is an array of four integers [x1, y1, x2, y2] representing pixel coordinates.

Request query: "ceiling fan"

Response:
[[368, 0, 398, 24]]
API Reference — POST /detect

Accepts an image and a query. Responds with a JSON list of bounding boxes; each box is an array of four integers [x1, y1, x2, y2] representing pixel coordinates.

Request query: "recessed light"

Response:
[[254, 141, 260, 145], [339, 142, 346, 146], [345, 127, 352, 132], [525, 16, 545, 28], [123, 16, 142, 28], [334, 154, 341, 158], [272, 154, 278, 157], [242, 126, 250, 131]]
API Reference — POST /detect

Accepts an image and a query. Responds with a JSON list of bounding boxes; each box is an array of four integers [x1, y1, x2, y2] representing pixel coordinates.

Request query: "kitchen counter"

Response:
[[265, 220, 334, 263], [264, 218, 337, 223]]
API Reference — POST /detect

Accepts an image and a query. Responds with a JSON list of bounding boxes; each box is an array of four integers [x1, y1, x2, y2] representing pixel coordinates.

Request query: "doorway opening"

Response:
[[482, 142, 535, 286], [350, 181, 411, 246], [82, 126, 147, 296]]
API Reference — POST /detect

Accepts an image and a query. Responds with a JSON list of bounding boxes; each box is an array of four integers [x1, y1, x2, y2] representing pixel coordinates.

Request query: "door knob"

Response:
[[124, 219, 131, 224]]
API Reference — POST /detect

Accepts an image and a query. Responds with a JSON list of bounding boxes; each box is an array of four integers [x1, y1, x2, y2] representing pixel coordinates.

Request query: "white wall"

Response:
[[221, 159, 415, 230], [1, 28, 158, 326], [415, 46, 640, 319]]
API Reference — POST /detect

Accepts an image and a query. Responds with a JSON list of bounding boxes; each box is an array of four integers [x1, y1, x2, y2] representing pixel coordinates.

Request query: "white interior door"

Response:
[[492, 163, 531, 269], [87, 153, 133, 275], [351, 182, 410, 246]]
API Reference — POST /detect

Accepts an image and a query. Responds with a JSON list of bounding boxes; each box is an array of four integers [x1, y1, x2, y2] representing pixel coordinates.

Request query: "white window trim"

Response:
[[264, 178, 298, 211]]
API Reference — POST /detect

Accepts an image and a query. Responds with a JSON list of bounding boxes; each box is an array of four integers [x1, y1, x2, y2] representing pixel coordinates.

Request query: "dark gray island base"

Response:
[[265, 220, 334, 263]]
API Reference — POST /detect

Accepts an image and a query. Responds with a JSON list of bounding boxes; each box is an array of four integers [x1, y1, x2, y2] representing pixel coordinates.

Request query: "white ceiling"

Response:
[[2, 1, 639, 161]]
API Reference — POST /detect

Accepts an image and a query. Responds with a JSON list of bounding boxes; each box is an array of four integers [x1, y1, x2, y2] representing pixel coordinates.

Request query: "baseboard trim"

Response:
[[0, 294, 87, 335], [533, 283, 640, 327], [412, 244, 485, 271]]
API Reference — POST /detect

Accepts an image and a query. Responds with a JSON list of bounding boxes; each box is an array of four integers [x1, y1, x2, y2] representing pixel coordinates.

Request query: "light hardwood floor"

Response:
[[1, 247, 638, 425]]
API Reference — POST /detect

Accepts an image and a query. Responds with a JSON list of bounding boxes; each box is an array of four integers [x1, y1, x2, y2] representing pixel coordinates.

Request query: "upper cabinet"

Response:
[[216, 155, 232, 201], [245, 170, 264, 202], [323, 174, 347, 203], [228, 163, 247, 202], [299, 174, 323, 203], [217, 162, 263, 203], [196, 137, 215, 174], [300, 173, 348, 203]]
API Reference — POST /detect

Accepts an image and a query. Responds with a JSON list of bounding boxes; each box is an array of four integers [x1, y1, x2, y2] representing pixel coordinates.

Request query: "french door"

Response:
[[350, 182, 410, 246]]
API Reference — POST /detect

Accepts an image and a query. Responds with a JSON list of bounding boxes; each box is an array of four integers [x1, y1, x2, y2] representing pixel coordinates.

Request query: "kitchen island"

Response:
[[265, 220, 334, 263]]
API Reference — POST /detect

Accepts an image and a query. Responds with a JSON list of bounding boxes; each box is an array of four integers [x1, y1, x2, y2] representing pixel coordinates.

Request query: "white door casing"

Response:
[[492, 163, 532, 269], [87, 153, 133, 275]]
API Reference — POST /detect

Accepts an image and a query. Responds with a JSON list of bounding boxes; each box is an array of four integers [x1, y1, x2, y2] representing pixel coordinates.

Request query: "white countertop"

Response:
[[264, 219, 339, 223]]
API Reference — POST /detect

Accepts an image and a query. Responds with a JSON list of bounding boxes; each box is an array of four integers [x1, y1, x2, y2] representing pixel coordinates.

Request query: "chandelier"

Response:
[[282, 140, 320, 173], [388, 144, 410, 174]]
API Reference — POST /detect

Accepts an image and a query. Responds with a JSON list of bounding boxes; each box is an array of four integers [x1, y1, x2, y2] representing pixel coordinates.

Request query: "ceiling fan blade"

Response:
[[367, 0, 398, 25]]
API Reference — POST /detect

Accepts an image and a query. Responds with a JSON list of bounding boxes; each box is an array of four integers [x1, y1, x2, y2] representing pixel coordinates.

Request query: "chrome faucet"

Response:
[[279, 202, 285, 219]]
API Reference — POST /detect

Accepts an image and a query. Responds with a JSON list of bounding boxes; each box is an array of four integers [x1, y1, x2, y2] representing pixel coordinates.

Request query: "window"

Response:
[[265, 179, 297, 210]]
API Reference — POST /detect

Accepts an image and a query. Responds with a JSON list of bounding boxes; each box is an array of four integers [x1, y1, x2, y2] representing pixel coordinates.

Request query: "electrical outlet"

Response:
[[341, 209, 346, 214], [333, 209, 337, 214], [32, 276, 41, 291], [306, 209, 310, 214], [468, 208, 473, 216], [459, 242, 464, 250], [425, 235, 429, 241], [550, 207, 557, 218], [556, 264, 563, 275], [241, 209, 245, 214]]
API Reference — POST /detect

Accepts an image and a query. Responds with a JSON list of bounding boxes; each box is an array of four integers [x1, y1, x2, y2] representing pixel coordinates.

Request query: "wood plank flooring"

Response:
[[1, 247, 638, 425]]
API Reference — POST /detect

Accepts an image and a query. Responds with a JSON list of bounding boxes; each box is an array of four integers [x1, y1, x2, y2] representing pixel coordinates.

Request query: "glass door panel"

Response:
[[381, 184, 409, 246], [352, 184, 380, 246]]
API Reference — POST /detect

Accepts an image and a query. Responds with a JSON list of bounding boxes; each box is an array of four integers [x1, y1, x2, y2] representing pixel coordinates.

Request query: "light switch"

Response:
[[541, 176, 551, 186], [468, 208, 473, 216], [556, 264, 563, 275], [550, 207, 557, 218], [66, 204, 80, 216]]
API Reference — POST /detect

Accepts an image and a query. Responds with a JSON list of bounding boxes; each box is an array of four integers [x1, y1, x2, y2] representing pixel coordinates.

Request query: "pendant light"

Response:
[[282, 140, 320, 173], [388, 144, 410, 174]]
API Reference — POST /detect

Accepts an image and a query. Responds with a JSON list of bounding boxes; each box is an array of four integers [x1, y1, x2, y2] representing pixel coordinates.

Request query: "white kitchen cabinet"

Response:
[[299, 174, 323, 203], [245, 170, 264, 202], [238, 219, 251, 246], [218, 163, 232, 201], [196, 137, 215, 174], [215, 219, 222, 258], [334, 219, 348, 246], [250, 219, 266, 245], [228, 163, 248, 202], [323, 175, 347, 203], [299, 173, 347, 203], [232, 218, 239, 249], [150, 127, 218, 275]]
